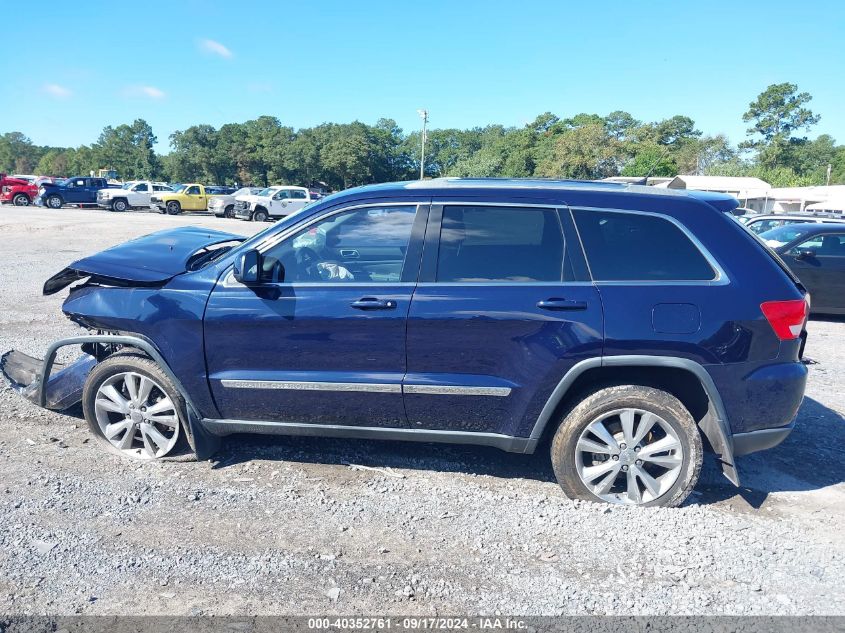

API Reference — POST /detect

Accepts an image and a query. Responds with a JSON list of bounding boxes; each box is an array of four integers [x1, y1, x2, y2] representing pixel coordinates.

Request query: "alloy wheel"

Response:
[[93, 371, 180, 459], [575, 408, 684, 505], [14, 195, 29, 206]]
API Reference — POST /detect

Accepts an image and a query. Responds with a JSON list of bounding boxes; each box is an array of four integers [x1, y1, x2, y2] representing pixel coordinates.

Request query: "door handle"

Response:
[[537, 298, 588, 311], [340, 249, 359, 259], [351, 297, 397, 310]]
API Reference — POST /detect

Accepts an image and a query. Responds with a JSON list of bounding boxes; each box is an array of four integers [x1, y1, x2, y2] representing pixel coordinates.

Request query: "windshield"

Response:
[[257, 187, 276, 197], [759, 225, 816, 247], [121, 182, 135, 190], [171, 184, 187, 194], [233, 187, 253, 196]]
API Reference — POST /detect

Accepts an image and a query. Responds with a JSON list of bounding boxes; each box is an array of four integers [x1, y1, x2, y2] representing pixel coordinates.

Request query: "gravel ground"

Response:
[[0, 206, 843, 616]]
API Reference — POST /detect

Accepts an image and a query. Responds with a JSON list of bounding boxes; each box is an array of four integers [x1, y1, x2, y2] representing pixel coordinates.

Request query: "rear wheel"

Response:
[[551, 385, 702, 507], [166, 201, 181, 215], [47, 195, 63, 209], [111, 198, 128, 212], [13, 194, 30, 206], [253, 208, 268, 222], [82, 354, 188, 460]]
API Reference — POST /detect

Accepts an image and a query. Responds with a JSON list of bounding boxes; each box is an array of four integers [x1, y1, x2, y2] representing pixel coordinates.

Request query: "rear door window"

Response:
[[436, 206, 565, 282], [573, 209, 716, 281]]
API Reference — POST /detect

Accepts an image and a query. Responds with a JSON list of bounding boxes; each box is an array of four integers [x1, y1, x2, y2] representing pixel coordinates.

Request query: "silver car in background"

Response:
[[208, 187, 262, 219]]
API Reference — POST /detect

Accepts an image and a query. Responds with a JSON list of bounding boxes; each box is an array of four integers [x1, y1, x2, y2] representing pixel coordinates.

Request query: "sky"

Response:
[[2, 0, 844, 153]]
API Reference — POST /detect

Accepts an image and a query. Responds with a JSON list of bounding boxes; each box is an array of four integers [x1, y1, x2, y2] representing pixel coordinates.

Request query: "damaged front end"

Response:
[[1, 348, 96, 410], [2, 226, 244, 414]]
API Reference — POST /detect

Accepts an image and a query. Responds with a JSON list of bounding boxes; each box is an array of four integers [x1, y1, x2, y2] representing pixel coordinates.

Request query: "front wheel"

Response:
[[551, 385, 702, 507], [166, 201, 181, 215], [224, 205, 235, 218], [111, 199, 128, 212], [82, 353, 189, 460], [47, 195, 63, 209], [13, 194, 30, 206], [252, 208, 268, 222]]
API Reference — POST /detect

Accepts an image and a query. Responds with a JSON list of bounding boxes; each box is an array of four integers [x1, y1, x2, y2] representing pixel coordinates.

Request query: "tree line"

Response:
[[2, 83, 843, 190]]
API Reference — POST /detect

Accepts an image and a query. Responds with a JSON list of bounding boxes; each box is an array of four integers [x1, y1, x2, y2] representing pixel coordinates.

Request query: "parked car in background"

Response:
[[35, 176, 114, 209], [765, 223, 845, 315], [208, 187, 262, 218], [0, 173, 39, 206], [1, 178, 810, 507], [744, 213, 843, 234], [151, 184, 222, 215], [233, 185, 313, 221], [11, 174, 37, 183], [206, 186, 237, 196], [97, 181, 173, 212]]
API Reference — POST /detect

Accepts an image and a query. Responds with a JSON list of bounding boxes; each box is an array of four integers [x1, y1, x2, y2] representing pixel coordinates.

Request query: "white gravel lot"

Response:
[[0, 206, 843, 616]]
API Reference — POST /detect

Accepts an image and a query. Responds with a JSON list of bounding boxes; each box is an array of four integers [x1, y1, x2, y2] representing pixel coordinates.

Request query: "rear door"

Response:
[[782, 232, 845, 311], [403, 202, 603, 438]]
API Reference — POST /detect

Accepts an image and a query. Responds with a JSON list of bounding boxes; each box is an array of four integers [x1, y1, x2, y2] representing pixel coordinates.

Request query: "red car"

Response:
[[0, 173, 40, 206]]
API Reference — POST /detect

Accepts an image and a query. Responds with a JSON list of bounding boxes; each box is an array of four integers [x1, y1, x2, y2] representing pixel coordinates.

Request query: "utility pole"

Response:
[[827, 163, 832, 186], [417, 109, 428, 180]]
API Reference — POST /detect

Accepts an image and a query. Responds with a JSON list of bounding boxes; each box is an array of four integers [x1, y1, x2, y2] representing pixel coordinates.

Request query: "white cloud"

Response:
[[198, 38, 233, 58], [42, 83, 72, 99], [122, 85, 166, 99]]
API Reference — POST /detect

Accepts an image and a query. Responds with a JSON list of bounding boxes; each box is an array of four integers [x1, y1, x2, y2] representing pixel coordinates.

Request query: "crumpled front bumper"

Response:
[[1, 349, 96, 410]]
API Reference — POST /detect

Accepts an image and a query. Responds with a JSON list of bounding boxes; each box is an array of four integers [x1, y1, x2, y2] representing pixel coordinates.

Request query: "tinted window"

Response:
[[573, 209, 715, 281], [261, 206, 416, 283], [273, 190, 291, 200], [437, 206, 564, 282], [789, 233, 845, 256], [186, 186, 201, 195], [134, 183, 149, 192], [291, 190, 307, 200]]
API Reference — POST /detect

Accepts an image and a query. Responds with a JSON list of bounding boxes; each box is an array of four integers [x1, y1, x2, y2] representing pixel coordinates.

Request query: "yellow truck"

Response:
[[150, 184, 222, 215]]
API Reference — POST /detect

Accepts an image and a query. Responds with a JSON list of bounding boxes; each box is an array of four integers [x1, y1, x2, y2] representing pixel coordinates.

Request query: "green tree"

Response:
[[741, 83, 820, 169], [535, 122, 621, 180], [621, 145, 677, 177], [94, 119, 159, 179]]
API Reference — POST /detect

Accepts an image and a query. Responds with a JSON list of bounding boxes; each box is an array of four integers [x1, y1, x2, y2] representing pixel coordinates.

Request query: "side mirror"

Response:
[[796, 249, 816, 260], [233, 249, 262, 284]]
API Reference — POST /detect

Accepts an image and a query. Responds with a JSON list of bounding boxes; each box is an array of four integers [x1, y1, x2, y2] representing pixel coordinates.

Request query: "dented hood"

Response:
[[43, 226, 244, 295]]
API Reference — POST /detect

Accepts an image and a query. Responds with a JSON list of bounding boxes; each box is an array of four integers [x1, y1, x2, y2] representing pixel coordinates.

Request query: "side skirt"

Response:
[[200, 418, 535, 453]]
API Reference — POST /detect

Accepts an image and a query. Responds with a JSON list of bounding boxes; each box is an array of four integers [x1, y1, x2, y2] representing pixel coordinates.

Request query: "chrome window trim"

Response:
[[570, 205, 730, 286]]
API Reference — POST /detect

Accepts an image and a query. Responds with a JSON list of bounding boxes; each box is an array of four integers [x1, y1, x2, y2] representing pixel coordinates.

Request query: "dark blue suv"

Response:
[[2, 179, 809, 507]]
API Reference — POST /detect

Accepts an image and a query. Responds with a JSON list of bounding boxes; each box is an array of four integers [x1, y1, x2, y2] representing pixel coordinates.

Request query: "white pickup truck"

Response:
[[232, 185, 314, 222], [97, 181, 173, 212]]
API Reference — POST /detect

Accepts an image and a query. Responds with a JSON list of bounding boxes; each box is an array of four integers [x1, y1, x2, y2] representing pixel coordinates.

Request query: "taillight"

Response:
[[760, 299, 809, 340]]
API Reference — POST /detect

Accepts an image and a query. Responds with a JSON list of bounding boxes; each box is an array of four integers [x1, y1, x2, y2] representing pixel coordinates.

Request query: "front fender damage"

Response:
[[1, 349, 96, 410]]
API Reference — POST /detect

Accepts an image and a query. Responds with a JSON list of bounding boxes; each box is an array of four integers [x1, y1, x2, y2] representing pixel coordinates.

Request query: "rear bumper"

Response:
[[732, 424, 794, 456], [707, 360, 807, 434]]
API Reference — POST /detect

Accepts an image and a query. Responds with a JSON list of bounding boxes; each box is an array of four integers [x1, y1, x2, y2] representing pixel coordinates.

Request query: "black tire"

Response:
[[82, 353, 193, 461], [550, 385, 702, 507], [224, 205, 235, 218], [12, 193, 30, 206], [166, 201, 181, 215], [47, 195, 63, 209], [111, 198, 128, 212], [253, 208, 268, 222]]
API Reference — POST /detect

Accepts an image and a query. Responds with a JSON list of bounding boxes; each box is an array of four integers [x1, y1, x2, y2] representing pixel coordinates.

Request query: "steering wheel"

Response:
[[295, 247, 322, 281]]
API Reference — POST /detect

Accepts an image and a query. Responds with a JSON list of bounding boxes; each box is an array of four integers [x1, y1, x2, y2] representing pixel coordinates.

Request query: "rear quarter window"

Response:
[[573, 209, 716, 281]]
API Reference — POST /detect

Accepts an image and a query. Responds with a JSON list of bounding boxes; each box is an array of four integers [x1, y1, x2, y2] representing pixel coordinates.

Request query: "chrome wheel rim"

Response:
[[49, 197, 61, 208], [93, 371, 179, 459], [14, 196, 28, 206], [575, 408, 684, 505]]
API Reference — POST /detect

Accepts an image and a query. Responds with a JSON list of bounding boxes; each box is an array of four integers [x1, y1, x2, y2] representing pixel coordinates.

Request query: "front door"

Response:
[[404, 203, 603, 437], [782, 232, 845, 312], [184, 185, 206, 211], [204, 202, 427, 425]]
